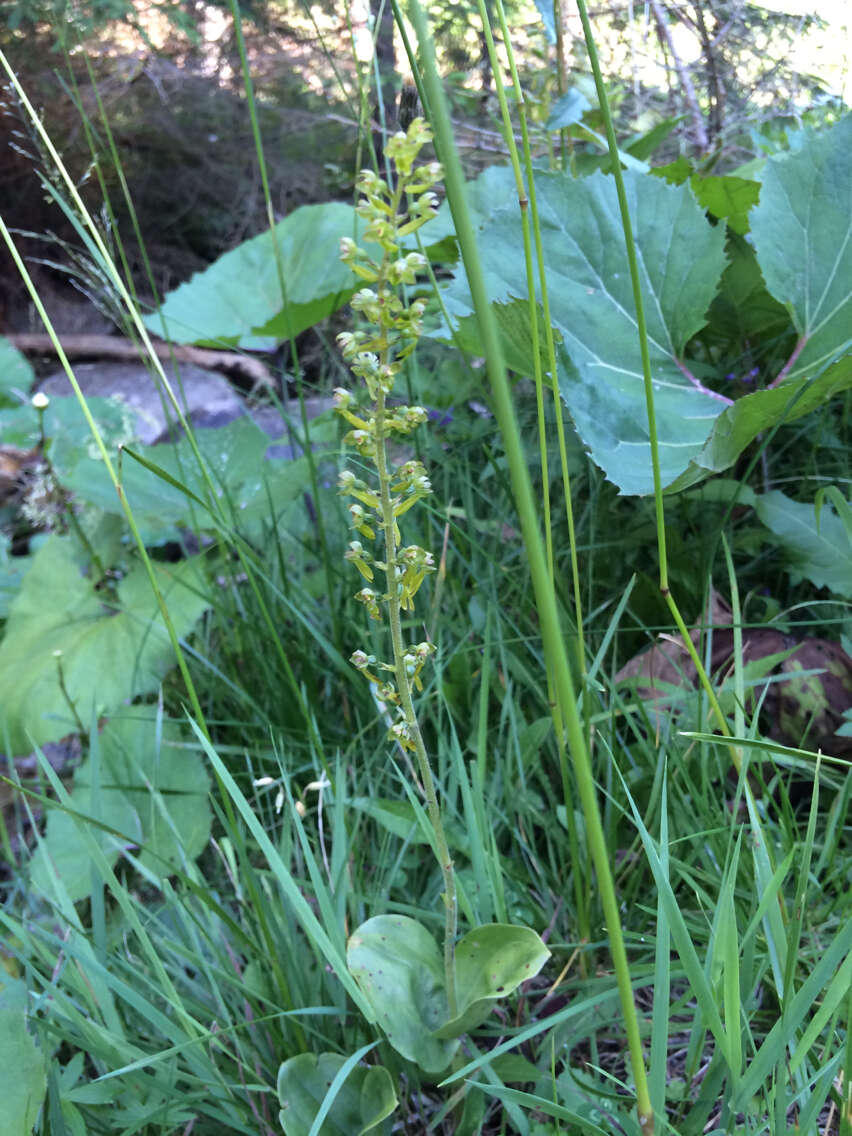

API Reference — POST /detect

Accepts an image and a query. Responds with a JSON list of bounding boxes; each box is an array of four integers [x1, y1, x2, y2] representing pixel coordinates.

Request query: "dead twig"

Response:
[[6, 332, 274, 391]]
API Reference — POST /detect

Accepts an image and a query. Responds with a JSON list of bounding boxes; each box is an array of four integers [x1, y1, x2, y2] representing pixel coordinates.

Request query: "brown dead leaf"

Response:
[[616, 590, 852, 756]]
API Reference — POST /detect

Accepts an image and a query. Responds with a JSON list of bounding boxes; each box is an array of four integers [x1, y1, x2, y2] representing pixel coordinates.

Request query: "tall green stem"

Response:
[[474, 0, 591, 964], [408, 5, 653, 1130]]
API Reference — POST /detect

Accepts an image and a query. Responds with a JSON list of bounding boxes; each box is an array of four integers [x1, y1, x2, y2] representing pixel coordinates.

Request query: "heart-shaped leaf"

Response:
[[0, 536, 210, 755], [29, 708, 212, 902], [347, 915, 459, 1073], [435, 923, 550, 1038], [277, 1052, 397, 1136], [0, 978, 46, 1134], [348, 916, 551, 1067]]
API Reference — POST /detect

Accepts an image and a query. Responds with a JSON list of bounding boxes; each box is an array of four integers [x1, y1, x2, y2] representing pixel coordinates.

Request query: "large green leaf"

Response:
[[347, 916, 550, 1070], [347, 915, 459, 1074], [691, 174, 760, 234], [277, 1053, 397, 1136], [666, 354, 852, 492], [0, 393, 135, 455], [702, 232, 792, 350], [435, 923, 550, 1039], [0, 978, 46, 1134], [29, 708, 212, 904], [56, 411, 316, 544], [752, 490, 852, 598], [441, 169, 728, 494], [439, 117, 852, 496], [420, 163, 517, 253], [0, 533, 32, 620], [0, 537, 210, 755], [750, 114, 852, 380], [546, 89, 591, 131], [142, 202, 364, 349]]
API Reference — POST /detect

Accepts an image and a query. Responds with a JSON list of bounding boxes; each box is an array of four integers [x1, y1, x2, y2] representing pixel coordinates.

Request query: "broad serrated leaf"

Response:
[[441, 169, 728, 494], [652, 157, 693, 185], [703, 232, 793, 349], [0, 978, 46, 1134], [276, 1053, 397, 1136], [691, 174, 760, 234], [0, 537, 210, 755], [29, 773, 141, 903], [751, 114, 852, 379], [667, 354, 852, 492], [752, 490, 852, 598], [61, 412, 313, 544], [142, 202, 364, 348], [531, 0, 556, 42], [421, 164, 518, 251], [102, 709, 212, 872]]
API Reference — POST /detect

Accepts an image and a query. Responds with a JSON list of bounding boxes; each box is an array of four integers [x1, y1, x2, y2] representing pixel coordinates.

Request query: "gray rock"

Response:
[[39, 361, 246, 445]]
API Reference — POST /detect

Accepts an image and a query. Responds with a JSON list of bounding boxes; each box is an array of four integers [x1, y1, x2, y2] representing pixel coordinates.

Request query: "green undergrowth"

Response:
[[0, 5, 850, 1135]]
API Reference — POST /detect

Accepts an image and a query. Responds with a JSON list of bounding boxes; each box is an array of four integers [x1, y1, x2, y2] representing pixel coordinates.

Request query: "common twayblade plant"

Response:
[[276, 122, 551, 1125]]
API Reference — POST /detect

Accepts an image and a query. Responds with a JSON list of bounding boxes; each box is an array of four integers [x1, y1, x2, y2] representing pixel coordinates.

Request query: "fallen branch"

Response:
[[6, 333, 274, 390]]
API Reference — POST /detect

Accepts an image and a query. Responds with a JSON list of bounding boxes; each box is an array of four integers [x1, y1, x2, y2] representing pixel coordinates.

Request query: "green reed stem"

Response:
[[475, 0, 591, 965], [408, 5, 652, 1129], [492, 0, 587, 681], [570, 0, 751, 766]]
